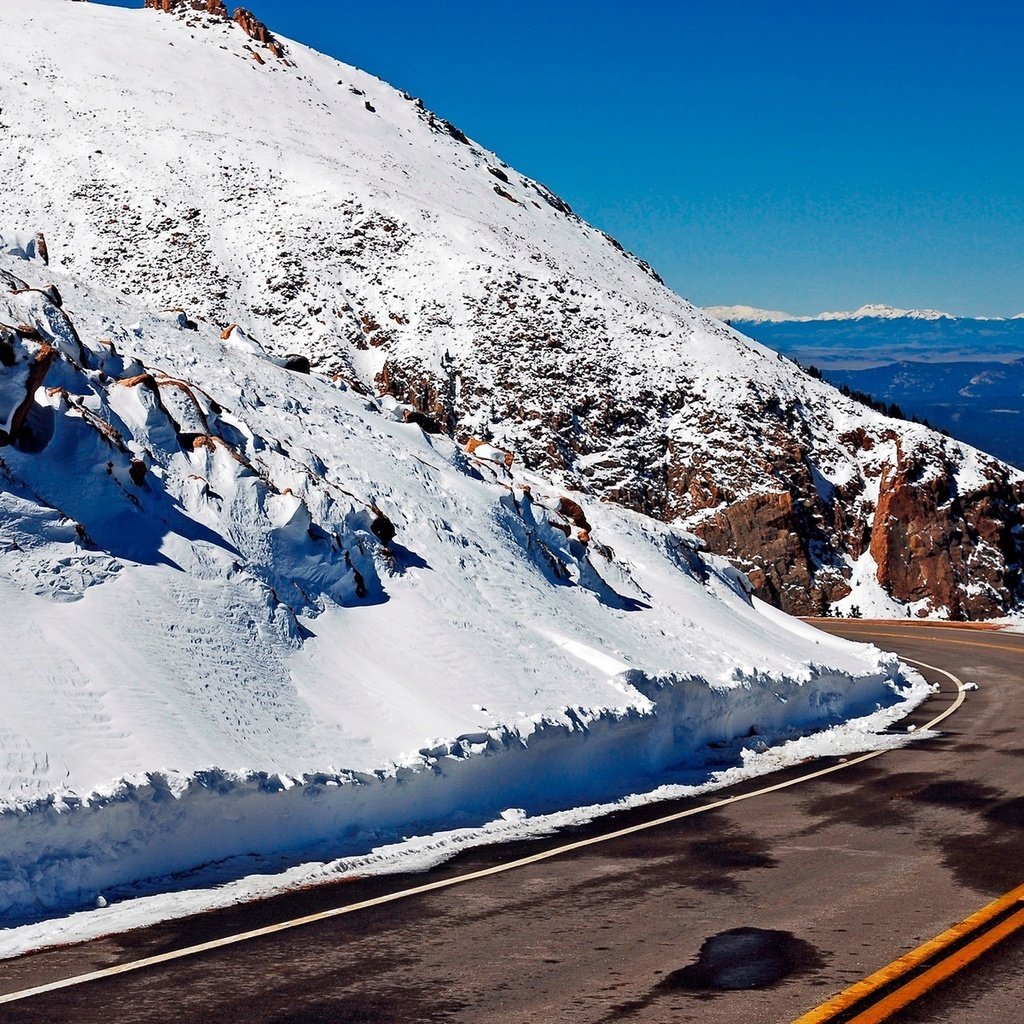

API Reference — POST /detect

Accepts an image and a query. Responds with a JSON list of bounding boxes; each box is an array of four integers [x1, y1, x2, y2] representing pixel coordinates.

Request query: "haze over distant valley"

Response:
[[707, 304, 1024, 468]]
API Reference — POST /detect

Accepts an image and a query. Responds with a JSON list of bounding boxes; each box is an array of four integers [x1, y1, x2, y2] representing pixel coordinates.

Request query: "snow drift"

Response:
[[0, 245, 923, 925], [0, 2, 931, 930]]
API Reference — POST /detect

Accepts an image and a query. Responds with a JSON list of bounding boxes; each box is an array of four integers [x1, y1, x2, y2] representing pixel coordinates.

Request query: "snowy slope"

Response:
[[2, 1, 1021, 621], [0, 0, 995, 933], [0, 235, 923, 925]]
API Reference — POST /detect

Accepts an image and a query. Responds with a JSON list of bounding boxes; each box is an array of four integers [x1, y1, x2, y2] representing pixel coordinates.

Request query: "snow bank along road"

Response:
[[1, 621, 1022, 1023]]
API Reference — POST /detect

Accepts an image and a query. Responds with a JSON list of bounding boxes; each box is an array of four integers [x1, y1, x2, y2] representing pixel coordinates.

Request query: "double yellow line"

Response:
[[795, 882, 1024, 1023], [796, 623, 1024, 1021]]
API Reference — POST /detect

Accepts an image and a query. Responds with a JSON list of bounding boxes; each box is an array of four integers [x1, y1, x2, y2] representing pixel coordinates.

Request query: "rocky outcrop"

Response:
[[868, 446, 1023, 618], [378, 350, 1024, 619], [144, 1, 228, 16], [1, 343, 56, 448], [232, 8, 285, 57], [143, 1, 285, 56]]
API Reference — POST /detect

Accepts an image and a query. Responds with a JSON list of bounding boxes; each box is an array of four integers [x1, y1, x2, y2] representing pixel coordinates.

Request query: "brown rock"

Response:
[[402, 409, 442, 434], [370, 505, 397, 547], [466, 437, 514, 468], [129, 459, 148, 486], [282, 353, 310, 374], [4, 343, 57, 447], [144, 0, 228, 15], [867, 447, 1022, 618], [558, 496, 591, 533], [233, 7, 280, 50], [695, 489, 844, 616], [375, 359, 452, 435]]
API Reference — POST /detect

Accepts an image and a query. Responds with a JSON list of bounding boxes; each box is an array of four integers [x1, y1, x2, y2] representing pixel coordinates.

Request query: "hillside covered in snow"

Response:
[[2, 1, 1020, 620], [0, 236, 923, 930], [0, 0, 1009, 939]]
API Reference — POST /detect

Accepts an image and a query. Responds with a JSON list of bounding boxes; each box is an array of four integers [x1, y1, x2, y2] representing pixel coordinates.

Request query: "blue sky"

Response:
[[99, 2, 1024, 316]]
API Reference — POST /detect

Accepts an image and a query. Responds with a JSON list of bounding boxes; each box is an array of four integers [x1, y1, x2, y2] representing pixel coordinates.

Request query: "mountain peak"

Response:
[[818, 302, 953, 322], [704, 302, 959, 324], [702, 304, 799, 324]]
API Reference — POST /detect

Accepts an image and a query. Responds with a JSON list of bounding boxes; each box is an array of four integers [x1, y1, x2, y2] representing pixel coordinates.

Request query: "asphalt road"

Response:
[[1, 621, 1022, 1024]]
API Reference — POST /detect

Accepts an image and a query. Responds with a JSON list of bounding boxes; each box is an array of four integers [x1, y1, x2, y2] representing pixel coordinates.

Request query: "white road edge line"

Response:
[[0, 656, 966, 1005]]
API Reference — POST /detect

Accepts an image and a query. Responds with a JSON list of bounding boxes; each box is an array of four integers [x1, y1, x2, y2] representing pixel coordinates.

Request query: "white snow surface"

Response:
[[0, 249, 925, 927], [0, 1, 939, 933], [0, 695, 927, 961]]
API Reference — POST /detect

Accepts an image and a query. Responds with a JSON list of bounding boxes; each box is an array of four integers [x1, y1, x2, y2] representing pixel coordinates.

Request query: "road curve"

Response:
[[1, 621, 1022, 1023]]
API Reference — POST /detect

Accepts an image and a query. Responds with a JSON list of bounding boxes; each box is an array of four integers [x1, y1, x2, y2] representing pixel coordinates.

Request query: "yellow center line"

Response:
[[794, 883, 1024, 1024]]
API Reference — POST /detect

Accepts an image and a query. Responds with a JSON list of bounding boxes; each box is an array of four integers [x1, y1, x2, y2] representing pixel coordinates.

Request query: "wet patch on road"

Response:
[[658, 927, 826, 992], [566, 810, 779, 897], [680, 834, 778, 894], [264, 985, 467, 1024], [984, 796, 1024, 829], [938, 794, 1024, 895], [797, 768, 1024, 896], [912, 779, 1002, 809], [798, 770, 939, 833]]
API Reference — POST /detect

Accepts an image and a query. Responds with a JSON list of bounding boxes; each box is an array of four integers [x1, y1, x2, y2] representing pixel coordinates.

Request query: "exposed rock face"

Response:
[[5, 0, 1022, 620], [868, 445, 1023, 618], [144, 1, 228, 16], [233, 8, 284, 57], [375, 341, 1024, 619]]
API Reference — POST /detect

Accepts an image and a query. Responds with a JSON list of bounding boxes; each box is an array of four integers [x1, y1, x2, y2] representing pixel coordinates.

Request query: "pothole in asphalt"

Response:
[[657, 927, 825, 992]]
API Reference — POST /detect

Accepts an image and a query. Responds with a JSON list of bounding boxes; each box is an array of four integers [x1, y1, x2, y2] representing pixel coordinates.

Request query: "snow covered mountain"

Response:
[[0, 199, 925, 930], [816, 303, 955, 321], [705, 303, 959, 324], [0, 1, 937, 932], [3, 1, 1019, 624], [703, 305, 804, 324], [0, 0, 1013, 937]]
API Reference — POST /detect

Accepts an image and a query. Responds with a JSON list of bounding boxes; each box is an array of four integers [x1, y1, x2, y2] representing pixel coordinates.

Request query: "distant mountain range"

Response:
[[705, 303, 1024, 325], [711, 307, 1024, 369], [708, 306, 1024, 468]]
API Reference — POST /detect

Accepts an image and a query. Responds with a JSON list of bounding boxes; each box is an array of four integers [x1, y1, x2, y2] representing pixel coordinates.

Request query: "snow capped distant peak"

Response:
[[702, 304, 802, 324], [816, 303, 954, 322], [705, 302, 959, 324]]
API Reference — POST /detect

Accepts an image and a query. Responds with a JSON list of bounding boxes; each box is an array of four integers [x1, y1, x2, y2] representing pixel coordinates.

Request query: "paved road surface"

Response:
[[1, 621, 1021, 1023]]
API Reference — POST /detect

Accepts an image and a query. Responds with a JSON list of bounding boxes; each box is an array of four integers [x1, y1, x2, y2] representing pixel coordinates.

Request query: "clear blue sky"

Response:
[[100, 1, 1024, 316]]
